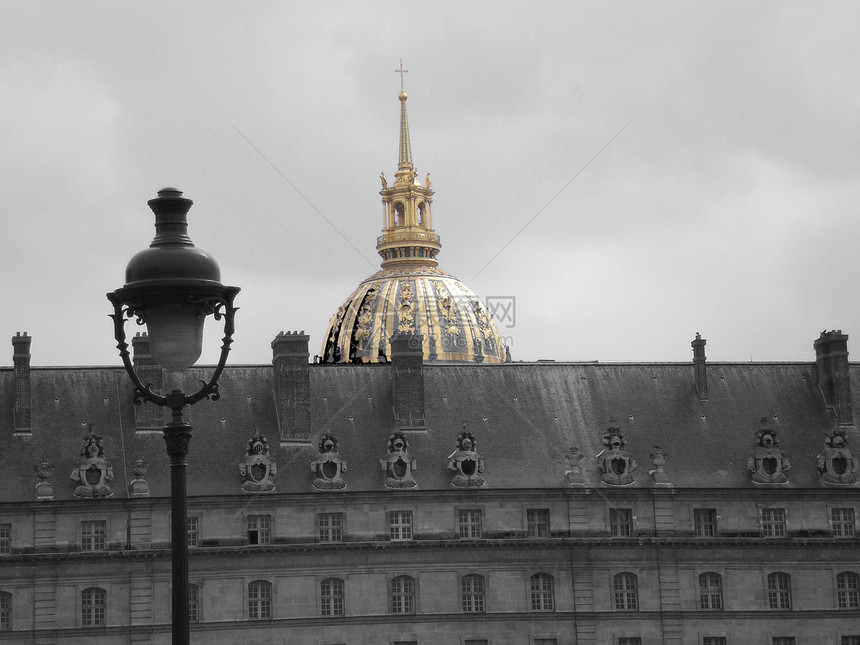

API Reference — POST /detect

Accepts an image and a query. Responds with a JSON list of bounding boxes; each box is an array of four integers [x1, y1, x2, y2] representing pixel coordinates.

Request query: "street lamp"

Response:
[[108, 187, 239, 645]]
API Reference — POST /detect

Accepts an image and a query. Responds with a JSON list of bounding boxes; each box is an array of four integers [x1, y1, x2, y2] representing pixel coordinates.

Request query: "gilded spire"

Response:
[[376, 73, 440, 269]]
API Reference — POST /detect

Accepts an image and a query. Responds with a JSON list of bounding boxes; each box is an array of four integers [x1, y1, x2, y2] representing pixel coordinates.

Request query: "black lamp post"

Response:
[[108, 188, 239, 645]]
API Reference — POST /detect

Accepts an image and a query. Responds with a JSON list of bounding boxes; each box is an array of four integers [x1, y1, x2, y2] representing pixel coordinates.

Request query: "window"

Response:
[[618, 639, 642, 645], [842, 637, 860, 645], [81, 520, 106, 551], [464, 641, 488, 645], [613, 573, 638, 610], [694, 508, 718, 537], [767, 572, 792, 609], [391, 575, 415, 614], [534, 640, 558, 645], [318, 512, 344, 542], [703, 638, 726, 645], [0, 525, 9, 554], [761, 508, 786, 537], [527, 509, 550, 538], [530, 573, 554, 611], [698, 572, 723, 610], [0, 591, 10, 631], [609, 508, 633, 537], [837, 572, 860, 609], [772, 638, 795, 645], [832, 508, 856, 537], [247, 515, 271, 545], [459, 509, 482, 539], [321, 578, 344, 616], [389, 511, 413, 541], [188, 584, 199, 623], [248, 580, 272, 619], [461, 574, 485, 613], [187, 517, 198, 547], [81, 587, 106, 626]]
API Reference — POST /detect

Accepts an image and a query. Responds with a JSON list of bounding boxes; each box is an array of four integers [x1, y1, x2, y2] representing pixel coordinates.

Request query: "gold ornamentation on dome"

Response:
[[397, 282, 416, 333], [354, 287, 379, 342], [433, 280, 460, 337]]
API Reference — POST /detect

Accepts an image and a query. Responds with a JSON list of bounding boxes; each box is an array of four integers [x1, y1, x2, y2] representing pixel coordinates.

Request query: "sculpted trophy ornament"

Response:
[[128, 457, 150, 498], [748, 419, 790, 484], [597, 426, 637, 486], [35, 457, 55, 501], [381, 432, 418, 488], [565, 446, 585, 486], [447, 430, 485, 487], [239, 435, 277, 493], [649, 445, 672, 487], [70, 433, 114, 498], [817, 427, 859, 486], [311, 433, 347, 490]]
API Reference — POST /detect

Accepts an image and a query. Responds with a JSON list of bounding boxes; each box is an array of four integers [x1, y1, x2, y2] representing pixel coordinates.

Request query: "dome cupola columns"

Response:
[[376, 87, 440, 269]]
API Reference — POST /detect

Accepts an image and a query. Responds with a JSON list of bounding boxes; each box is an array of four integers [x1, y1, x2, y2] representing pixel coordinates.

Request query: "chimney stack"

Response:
[[390, 333, 425, 431], [691, 332, 708, 400], [131, 333, 164, 430], [12, 332, 31, 431], [272, 331, 311, 445], [814, 330, 852, 426]]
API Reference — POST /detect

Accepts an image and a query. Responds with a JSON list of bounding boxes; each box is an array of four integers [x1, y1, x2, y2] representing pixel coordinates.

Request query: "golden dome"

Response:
[[321, 81, 508, 364]]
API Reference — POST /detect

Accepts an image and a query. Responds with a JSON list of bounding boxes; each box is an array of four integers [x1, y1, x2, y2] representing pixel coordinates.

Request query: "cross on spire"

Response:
[[395, 59, 408, 92]]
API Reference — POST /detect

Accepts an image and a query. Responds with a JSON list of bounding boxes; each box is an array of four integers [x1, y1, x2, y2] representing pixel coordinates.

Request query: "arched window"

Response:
[[248, 580, 272, 619], [321, 578, 344, 616], [530, 573, 554, 611], [613, 573, 638, 610], [837, 571, 860, 609], [0, 591, 11, 631], [698, 572, 723, 610], [767, 572, 791, 610], [81, 587, 106, 627], [188, 584, 200, 623], [461, 574, 485, 613], [391, 575, 416, 614], [394, 203, 404, 227], [417, 203, 425, 226]]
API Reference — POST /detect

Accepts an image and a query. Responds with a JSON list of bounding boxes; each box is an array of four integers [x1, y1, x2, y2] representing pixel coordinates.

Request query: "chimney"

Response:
[[814, 330, 852, 426], [272, 331, 311, 445], [691, 332, 708, 400], [390, 333, 425, 431], [12, 332, 31, 431], [130, 333, 165, 430]]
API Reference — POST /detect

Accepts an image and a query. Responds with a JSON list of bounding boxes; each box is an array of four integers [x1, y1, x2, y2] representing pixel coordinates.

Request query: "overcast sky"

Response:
[[2, 1, 859, 367]]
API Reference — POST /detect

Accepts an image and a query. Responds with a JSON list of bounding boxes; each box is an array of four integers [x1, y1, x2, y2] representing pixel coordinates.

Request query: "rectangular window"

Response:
[[389, 511, 413, 541], [0, 592, 10, 630], [320, 578, 344, 616], [772, 638, 796, 645], [187, 517, 198, 547], [81, 520, 106, 551], [461, 575, 486, 613], [318, 512, 344, 542], [527, 509, 550, 538], [694, 508, 718, 537], [248, 580, 272, 619], [761, 508, 786, 537], [247, 515, 271, 545], [534, 640, 558, 645], [703, 638, 727, 645], [842, 637, 860, 645], [464, 641, 489, 645], [618, 638, 642, 645], [609, 508, 633, 537], [832, 508, 856, 537], [0, 524, 9, 555], [81, 588, 106, 626], [459, 509, 482, 539], [188, 584, 199, 623]]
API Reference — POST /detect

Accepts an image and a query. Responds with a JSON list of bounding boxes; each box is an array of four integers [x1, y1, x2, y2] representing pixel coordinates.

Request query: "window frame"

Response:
[[320, 577, 345, 617], [609, 508, 634, 537], [188, 583, 200, 623], [461, 573, 486, 614], [318, 512, 345, 543], [526, 508, 550, 538], [390, 574, 416, 615], [837, 571, 860, 609], [831, 507, 856, 537], [247, 579, 272, 620], [766, 572, 792, 610], [80, 519, 107, 552], [458, 509, 483, 539], [530, 573, 555, 612], [0, 591, 11, 631], [0, 524, 10, 555], [760, 507, 787, 538], [187, 516, 199, 548], [246, 514, 271, 546], [388, 510, 413, 541], [81, 586, 106, 627], [698, 572, 723, 610], [613, 572, 638, 611], [693, 508, 718, 537]]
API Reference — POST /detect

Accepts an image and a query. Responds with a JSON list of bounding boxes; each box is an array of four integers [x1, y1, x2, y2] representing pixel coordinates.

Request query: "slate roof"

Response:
[[0, 360, 856, 503]]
